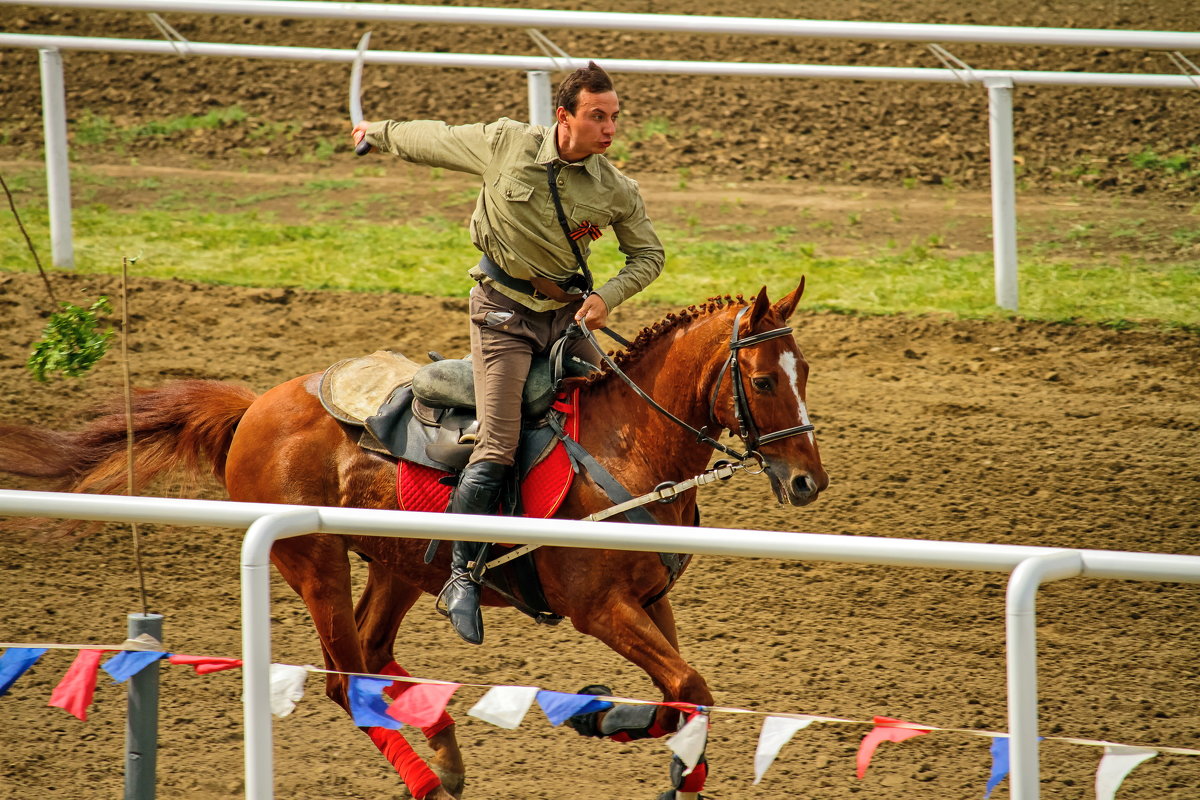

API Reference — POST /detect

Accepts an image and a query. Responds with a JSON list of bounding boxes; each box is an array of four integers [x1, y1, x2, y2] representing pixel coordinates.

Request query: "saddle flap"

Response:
[[319, 350, 423, 426]]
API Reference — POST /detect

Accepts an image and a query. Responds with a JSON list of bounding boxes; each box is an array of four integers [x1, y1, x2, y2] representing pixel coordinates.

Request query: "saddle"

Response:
[[317, 347, 597, 505]]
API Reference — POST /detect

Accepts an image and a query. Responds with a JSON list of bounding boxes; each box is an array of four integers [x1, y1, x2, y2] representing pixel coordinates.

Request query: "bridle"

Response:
[[705, 304, 815, 456], [573, 303, 815, 464]]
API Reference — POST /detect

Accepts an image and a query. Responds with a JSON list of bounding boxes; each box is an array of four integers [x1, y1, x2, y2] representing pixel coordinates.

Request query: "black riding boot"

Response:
[[442, 460, 508, 645]]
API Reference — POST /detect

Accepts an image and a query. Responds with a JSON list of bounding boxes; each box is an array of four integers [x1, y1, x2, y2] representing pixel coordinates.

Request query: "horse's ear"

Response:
[[771, 277, 806, 321], [749, 286, 771, 324]]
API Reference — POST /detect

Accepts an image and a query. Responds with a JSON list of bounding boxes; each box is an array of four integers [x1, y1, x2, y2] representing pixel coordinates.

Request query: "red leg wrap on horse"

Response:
[[610, 719, 672, 743], [379, 661, 455, 738], [678, 760, 708, 794], [366, 726, 441, 800]]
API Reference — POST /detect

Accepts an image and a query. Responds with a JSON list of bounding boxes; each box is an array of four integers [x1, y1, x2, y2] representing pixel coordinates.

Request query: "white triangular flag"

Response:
[[268, 664, 309, 718], [668, 713, 710, 775], [468, 685, 540, 729], [1095, 745, 1156, 800], [753, 715, 815, 784]]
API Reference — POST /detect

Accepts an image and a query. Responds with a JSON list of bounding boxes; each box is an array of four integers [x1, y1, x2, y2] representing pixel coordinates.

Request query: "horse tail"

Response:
[[0, 380, 257, 497]]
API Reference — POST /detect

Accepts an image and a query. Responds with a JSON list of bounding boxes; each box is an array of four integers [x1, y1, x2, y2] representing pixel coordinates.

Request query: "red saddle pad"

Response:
[[396, 389, 579, 519]]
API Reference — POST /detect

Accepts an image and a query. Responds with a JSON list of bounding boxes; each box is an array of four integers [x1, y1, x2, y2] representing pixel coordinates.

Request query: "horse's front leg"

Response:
[[569, 598, 713, 800]]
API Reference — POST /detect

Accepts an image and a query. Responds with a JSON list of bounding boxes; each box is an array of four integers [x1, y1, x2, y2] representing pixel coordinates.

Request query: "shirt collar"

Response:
[[539, 123, 604, 180]]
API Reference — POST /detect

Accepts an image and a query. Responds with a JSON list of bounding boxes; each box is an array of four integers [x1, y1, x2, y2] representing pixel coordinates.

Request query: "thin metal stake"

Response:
[[122, 256, 150, 615]]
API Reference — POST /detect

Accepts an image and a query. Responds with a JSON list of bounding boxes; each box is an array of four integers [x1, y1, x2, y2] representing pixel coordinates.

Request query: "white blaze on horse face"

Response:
[[778, 351, 815, 445]]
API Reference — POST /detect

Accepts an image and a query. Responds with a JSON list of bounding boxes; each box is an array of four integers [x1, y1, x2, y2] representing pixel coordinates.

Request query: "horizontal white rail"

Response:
[[3, 34, 1197, 89], [4, 0, 1200, 51], [3, 489, 1198, 584]]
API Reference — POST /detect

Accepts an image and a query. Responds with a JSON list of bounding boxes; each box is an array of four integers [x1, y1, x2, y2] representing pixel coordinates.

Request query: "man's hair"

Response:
[[555, 61, 615, 115]]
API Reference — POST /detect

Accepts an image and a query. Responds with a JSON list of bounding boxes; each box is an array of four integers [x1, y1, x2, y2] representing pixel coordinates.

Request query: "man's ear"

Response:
[[555, 106, 570, 125]]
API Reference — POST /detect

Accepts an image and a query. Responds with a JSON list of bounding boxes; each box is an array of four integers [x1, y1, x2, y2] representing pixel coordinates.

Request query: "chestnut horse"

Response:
[[0, 283, 826, 799]]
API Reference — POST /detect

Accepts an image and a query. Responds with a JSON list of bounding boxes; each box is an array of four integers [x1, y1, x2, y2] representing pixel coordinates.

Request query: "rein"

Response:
[[574, 304, 815, 462]]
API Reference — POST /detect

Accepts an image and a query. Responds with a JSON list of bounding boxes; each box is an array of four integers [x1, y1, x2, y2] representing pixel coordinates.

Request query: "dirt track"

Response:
[[1, 1, 1200, 798]]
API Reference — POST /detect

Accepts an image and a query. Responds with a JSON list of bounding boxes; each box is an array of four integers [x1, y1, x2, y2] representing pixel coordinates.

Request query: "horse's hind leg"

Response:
[[355, 561, 466, 797], [269, 537, 453, 800]]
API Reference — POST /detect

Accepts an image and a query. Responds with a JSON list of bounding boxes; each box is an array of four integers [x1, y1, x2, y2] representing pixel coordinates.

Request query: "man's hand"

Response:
[[352, 120, 372, 153], [574, 293, 609, 331]]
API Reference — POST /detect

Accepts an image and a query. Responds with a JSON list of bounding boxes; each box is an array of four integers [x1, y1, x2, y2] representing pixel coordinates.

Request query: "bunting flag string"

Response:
[[103, 650, 169, 683], [986, 735, 1011, 799], [2, 644, 1197, 796], [0, 648, 48, 696], [47, 649, 106, 720], [753, 715, 815, 784], [856, 717, 931, 779]]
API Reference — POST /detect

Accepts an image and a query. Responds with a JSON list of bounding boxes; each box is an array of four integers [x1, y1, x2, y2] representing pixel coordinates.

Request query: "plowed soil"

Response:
[[1, 2, 1199, 799]]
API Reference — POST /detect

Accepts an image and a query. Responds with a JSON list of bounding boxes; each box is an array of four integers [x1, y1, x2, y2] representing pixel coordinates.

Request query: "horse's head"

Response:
[[714, 279, 829, 507]]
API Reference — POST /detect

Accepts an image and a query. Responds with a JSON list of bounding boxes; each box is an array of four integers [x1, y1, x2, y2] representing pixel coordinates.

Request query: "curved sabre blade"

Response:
[[350, 31, 372, 155]]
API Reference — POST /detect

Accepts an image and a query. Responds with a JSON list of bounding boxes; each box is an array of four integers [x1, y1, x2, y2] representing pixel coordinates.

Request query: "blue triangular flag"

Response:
[[535, 690, 613, 726], [348, 676, 402, 729], [103, 650, 170, 683], [985, 736, 1010, 798], [0, 648, 49, 696]]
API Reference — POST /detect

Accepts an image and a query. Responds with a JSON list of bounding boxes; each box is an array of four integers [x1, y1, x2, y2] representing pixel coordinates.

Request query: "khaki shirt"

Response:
[[365, 117, 665, 312]]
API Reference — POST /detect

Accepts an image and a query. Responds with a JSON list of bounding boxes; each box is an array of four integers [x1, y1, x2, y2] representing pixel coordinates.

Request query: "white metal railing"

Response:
[[4, 34, 1198, 88], [5, 0, 1200, 50], [2, 489, 1199, 800], [4, 2, 1198, 302]]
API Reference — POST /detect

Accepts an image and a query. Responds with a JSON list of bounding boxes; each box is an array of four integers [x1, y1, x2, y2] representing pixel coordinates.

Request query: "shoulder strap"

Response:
[[546, 163, 594, 293]]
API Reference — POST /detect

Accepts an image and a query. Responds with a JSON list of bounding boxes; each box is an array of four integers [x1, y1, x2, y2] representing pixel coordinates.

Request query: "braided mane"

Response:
[[584, 293, 748, 388]]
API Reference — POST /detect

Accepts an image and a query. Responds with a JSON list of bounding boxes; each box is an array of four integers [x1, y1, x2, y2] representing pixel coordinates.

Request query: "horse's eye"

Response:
[[751, 376, 773, 392]]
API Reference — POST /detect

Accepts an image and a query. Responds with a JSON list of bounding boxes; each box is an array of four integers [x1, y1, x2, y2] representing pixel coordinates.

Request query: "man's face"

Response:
[[558, 89, 620, 157]]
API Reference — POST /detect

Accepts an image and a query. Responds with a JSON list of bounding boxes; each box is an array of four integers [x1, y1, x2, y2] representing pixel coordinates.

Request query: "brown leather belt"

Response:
[[478, 254, 585, 304]]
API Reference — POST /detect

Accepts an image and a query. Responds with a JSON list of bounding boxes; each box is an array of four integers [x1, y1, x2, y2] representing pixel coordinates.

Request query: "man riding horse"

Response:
[[352, 62, 665, 645]]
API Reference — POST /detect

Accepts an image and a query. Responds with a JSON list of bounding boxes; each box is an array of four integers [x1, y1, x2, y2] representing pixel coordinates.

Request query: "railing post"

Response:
[[1005, 551, 1082, 800], [241, 509, 321, 800], [986, 76, 1018, 311], [125, 613, 163, 800], [38, 47, 74, 269], [526, 70, 554, 127]]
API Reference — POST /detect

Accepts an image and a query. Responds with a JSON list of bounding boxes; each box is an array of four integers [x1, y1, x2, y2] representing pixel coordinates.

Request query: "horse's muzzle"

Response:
[[767, 467, 826, 507]]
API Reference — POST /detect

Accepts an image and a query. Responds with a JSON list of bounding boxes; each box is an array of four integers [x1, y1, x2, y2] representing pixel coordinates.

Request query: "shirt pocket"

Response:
[[493, 172, 535, 202], [571, 202, 612, 230]]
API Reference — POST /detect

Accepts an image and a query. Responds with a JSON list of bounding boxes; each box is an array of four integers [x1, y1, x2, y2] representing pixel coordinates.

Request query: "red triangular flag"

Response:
[[168, 654, 243, 675], [386, 682, 460, 728], [48, 650, 106, 720], [856, 716, 930, 779]]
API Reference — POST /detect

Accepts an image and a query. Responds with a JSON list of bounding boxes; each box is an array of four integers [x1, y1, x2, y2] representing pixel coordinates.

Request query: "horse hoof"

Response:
[[655, 792, 706, 800], [436, 768, 466, 798]]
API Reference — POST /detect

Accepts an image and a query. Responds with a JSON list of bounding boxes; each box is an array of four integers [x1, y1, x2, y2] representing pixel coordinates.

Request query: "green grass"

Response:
[[3, 201, 1198, 327], [75, 106, 249, 145]]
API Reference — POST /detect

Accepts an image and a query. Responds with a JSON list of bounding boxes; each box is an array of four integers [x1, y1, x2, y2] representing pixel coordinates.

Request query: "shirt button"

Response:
[[557, 179, 565, 187]]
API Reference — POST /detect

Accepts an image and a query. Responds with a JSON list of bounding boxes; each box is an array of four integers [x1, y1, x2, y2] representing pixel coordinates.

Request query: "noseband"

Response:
[[573, 304, 815, 463]]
